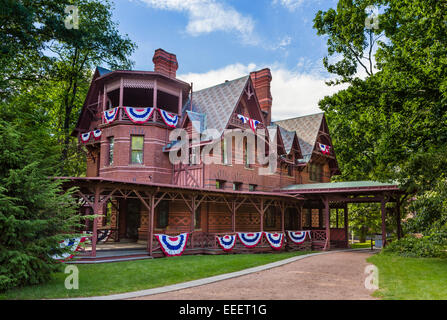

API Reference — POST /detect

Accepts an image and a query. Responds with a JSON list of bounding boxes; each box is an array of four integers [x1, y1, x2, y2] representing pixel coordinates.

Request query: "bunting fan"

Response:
[[103, 107, 119, 124], [155, 233, 189, 257], [50, 237, 87, 261], [249, 119, 260, 133], [318, 143, 331, 155], [81, 132, 91, 143], [93, 129, 102, 140], [237, 232, 263, 248], [287, 230, 310, 245], [237, 114, 248, 124], [216, 235, 237, 252], [159, 108, 179, 128], [264, 232, 284, 250], [124, 107, 154, 124]]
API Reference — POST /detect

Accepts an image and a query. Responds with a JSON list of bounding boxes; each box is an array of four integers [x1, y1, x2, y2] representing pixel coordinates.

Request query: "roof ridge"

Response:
[[192, 75, 249, 93], [275, 111, 324, 123]]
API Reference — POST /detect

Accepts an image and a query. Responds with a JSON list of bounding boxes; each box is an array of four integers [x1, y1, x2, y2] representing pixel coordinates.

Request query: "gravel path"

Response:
[[132, 250, 378, 300]]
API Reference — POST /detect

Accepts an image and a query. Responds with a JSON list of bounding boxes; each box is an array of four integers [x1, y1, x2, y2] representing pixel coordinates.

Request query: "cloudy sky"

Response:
[[112, 0, 345, 120]]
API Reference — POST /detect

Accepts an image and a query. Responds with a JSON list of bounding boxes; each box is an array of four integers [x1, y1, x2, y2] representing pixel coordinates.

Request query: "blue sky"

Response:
[[111, 0, 345, 120]]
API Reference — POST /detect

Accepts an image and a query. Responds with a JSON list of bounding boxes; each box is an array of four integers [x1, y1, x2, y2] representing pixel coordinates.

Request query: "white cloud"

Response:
[[178, 62, 347, 121], [273, 0, 305, 11], [138, 0, 257, 45]]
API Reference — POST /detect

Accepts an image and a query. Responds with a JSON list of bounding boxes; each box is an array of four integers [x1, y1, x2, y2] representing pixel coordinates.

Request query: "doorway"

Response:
[[125, 199, 141, 241]]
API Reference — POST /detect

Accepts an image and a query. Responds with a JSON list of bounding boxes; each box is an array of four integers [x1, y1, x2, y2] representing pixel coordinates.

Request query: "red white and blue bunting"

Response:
[[237, 114, 260, 133], [237, 232, 263, 248], [318, 143, 331, 155], [103, 107, 119, 124], [159, 108, 179, 128], [264, 232, 284, 250], [81, 132, 91, 143], [216, 234, 237, 252], [155, 233, 189, 257], [287, 230, 311, 245], [93, 129, 102, 140], [97, 229, 111, 243], [50, 237, 87, 261], [124, 107, 155, 124]]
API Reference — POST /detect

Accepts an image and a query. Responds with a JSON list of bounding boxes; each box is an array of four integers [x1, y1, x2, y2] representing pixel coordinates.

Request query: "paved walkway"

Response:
[[132, 250, 378, 300]]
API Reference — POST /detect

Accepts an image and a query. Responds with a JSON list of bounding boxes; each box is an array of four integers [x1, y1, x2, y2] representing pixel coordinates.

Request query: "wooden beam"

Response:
[[344, 204, 349, 248], [323, 196, 330, 251], [381, 197, 387, 247], [91, 185, 101, 257], [148, 193, 155, 255]]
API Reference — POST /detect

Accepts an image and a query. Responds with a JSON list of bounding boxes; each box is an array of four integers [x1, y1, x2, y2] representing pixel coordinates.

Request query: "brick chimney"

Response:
[[152, 48, 178, 78], [250, 68, 272, 124]]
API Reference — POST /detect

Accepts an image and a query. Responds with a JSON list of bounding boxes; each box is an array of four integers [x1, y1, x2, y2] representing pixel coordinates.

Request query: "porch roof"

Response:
[[281, 180, 401, 194], [55, 176, 304, 200]]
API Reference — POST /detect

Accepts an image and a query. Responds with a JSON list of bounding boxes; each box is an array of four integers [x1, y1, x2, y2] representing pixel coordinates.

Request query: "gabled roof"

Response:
[[275, 112, 324, 161], [183, 76, 249, 135], [97, 66, 111, 76], [268, 124, 298, 155]]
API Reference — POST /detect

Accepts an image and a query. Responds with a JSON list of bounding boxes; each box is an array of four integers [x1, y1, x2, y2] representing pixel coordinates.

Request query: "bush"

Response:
[[383, 235, 447, 258]]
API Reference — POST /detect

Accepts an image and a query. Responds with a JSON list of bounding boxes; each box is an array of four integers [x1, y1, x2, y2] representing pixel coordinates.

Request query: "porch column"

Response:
[[149, 194, 155, 256], [119, 77, 124, 107], [323, 197, 330, 251], [280, 202, 285, 233], [92, 185, 101, 257], [344, 204, 349, 248], [381, 197, 387, 247], [396, 198, 402, 240], [231, 200, 236, 233], [153, 80, 157, 109], [336, 208, 339, 228], [260, 199, 264, 232], [191, 195, 196, 233]]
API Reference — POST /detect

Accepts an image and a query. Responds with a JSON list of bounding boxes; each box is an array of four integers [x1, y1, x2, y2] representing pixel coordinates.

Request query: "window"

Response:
[[216, 180, 226, 189], [249, 184, 257, 192], [157, 200, 169, 228], [287, 164, 293, 177], [194, 204, 202, 229], [265, 207, 276, 228], [309, 163, 323, 182], [131, 135, 144, 164], [108, 137, 114, 165], [244, 138, 250, 168], [233, 182, 242, 191]]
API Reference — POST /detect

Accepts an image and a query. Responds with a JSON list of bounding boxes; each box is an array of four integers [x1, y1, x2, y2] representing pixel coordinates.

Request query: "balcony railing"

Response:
[[100, 106, 180, 127], [228, 113, 265, 131]]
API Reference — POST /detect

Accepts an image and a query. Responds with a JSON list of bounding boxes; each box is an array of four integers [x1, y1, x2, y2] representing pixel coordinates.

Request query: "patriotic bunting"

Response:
[[159, 108, 179, 128], [124, 107, 155, 124], [264, 232, 284, 250], [237, 232, 263, 248], [287, 230, 311, 245], [93, 129, 102, 140], [50, 237, 87, 261], [103, 107, 119, 124], [216, 234, 237, 252], [155, 233, 189, 257], [97, 229, 111, 243], [81, 132, 91, 143], [318, 143, 331, 155], [237, 114, 260, 133]]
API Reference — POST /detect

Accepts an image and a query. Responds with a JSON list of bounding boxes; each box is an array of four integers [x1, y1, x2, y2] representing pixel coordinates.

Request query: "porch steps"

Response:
[[69, 249, 153, 264]]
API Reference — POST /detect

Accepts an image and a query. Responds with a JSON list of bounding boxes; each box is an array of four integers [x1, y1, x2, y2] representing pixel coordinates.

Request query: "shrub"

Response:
[[383, 235, 447, 258]]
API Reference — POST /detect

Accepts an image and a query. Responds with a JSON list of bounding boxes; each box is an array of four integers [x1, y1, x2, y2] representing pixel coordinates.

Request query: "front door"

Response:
[[126, 199, 141, 240]]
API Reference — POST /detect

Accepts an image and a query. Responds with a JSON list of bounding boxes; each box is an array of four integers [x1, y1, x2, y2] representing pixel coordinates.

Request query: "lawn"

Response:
[[1, 251, 311, 300], [368, 253, 447, 300]]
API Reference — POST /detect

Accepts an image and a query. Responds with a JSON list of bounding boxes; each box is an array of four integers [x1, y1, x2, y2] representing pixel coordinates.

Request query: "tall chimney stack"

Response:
[[250, 68, 272, 124], [152, 48, 178, 78]]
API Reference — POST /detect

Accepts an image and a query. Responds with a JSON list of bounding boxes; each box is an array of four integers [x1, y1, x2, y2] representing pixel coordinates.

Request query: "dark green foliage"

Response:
[[383, 236, 447, 258], [314, 0, 447, 253], [0, 105, 82, 291]]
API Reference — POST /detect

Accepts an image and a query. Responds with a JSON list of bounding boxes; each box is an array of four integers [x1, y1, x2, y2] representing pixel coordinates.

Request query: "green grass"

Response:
[[368, 253, 447, 300], [1, 251, 311, 300], [350, 241, 375, 249]]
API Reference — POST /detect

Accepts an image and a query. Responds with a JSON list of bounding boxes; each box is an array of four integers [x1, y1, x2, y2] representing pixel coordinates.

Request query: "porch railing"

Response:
[[100, 106, 180, 127]]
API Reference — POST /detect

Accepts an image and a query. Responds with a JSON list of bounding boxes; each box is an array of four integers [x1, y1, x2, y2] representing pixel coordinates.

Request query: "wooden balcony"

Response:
[[228, 113, 265, 131], [99, 106, 180, 128]]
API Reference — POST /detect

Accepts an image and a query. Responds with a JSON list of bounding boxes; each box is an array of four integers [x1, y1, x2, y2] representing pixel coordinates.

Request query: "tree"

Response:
[[0, 102, 82, 291], [314, 0, 447, 241]]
